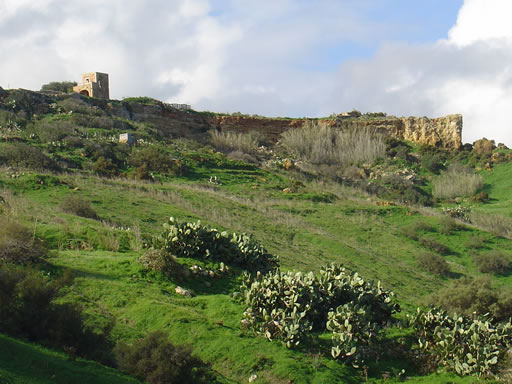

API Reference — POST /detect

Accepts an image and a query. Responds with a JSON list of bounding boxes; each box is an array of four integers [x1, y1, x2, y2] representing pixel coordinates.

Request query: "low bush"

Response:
[[210, 130, 262, 155], [153, 217, 278, 272], [128, 146, 181, 174], [138, 249, 188, 280], [420, 153, 445, 173], [465, 233, 487, 249], [36, 121, 76, 143], [410, 307, 512, 377], [429, 277, 512, 322], [115, 331, 213, 384], [0, 143, 59, 171], [0, 218, 46, 264], [416, 252, 449, 275], [418, 237, 451, 255], [0, 264, 113, 363], [439, 216, 460, 235], [60, 195, 98, 219], [93, 156, 118, 177], [473, 251, 510, 275], [40, 81, 77, 93], [401, 222, 435, 240], [432, 164, 483, 200]]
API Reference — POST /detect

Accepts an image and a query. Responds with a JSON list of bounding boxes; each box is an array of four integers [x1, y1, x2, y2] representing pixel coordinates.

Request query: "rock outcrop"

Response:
[[212, 114, 463, 150]]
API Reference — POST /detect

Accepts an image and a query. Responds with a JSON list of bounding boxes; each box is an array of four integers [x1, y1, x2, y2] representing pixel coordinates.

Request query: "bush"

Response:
[[465, 234, 486, 249], [128, 146, 180, 174], [418, 237, 451, 255], [280, 121, 385, 166], [93, 156, 118, 177], [473, 251, 510, 275], [154, 217, 279, 273], [0, 264, 113, 363], [429, 277, 512, 322], [439, 217, 460, 235], [416, 252, 449, 275], [420, 153, 445, 173], [138, 249, 188, 280], [115, 331, 212, 384], [0, 143, 59, 171], [60, 195, 98, 219], [432, 164, 483, 200], [0, 218, 46, 264], [36, 121, 76, 143], [40, 81, 77, 93], [401, 222, 435, 240], [210, 130, 262, 155]]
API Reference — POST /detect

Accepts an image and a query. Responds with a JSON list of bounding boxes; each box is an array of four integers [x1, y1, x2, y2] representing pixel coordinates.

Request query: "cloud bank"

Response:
[[0, 0, 511, 145]]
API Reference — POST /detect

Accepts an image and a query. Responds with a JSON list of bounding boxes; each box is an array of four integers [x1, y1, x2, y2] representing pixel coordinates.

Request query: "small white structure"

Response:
[[119, 133, 136, 145]]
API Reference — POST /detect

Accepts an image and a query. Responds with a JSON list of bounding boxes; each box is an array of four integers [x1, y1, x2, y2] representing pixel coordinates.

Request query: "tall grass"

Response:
[[432, 164, 483, 200], [280, 120, 385, 165], [209, 130, 262, 154], [470, 212, 512, 238]]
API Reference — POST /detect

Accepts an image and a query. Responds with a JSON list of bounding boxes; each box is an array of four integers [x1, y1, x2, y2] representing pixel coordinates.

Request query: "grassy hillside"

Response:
[[0, 91, 511, 383]]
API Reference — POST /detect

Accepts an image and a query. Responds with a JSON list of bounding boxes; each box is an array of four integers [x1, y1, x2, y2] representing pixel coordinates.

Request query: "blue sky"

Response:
[[1, 0, 512, 145]]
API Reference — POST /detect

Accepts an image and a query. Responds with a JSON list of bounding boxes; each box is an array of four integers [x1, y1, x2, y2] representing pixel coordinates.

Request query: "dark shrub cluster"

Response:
[[60, 195, 98, 219], [416, 251, 449, 276], [40, 81, 77, 93], [418, 237, 451, 255], [0, 218, 46, 264], [473, 251, 510, 275], [115, 331, 214, 384], [0, 143, 59, 171], [128, 146, 181, 174], [36, 120, 76, 143], [429, 277, 512, 322], [0, 264, 113, 363], [439, 216, 460, 235]]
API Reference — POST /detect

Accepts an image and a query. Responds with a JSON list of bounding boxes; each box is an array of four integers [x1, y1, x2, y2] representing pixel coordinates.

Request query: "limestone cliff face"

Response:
[[212, 114, 463, 150]]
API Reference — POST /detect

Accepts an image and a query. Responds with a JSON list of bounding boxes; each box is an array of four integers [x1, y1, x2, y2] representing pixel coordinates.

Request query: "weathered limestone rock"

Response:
[[175, 286, 193, 297]]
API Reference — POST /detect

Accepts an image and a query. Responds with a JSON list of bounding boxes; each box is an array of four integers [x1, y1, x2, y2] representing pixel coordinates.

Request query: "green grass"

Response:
[[0, 334, 139, 384]]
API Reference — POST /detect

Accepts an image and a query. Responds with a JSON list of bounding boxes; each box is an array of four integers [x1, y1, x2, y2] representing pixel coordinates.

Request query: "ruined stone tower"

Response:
[[73, 72, 109, 99]]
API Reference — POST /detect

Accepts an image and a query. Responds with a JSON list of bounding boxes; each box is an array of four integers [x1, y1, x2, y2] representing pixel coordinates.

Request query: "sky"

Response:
[[1, 0, 511, 145]]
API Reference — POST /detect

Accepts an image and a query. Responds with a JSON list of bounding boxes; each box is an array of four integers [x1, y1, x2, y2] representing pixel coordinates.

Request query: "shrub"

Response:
[[420, 153, 445, 173], [128, 146, 180, 174], [410, 307, 512, 377], [0, 143, 59, 171], [465, 234, 486, 249], [0, 264, 112, 363], [439, 216, 460, 235], [429, 277, 512, 322], [138, 249, 188, 280], [416, 252, 449, 275], [93, 156, 118, 177], [0, 218, 46, 264], [401, 222, 435, 240], [210, 130, 262, 155], [280, 121, 385, 166], [114, 331, 212, 384], [443, 205, 471, 222], [154, 217, 278, 272], [418, 237, 451, 255], [432, 164, 483, 200], [473, 251, 510, 275], [36, 121, 76, 143], [60, 195, 98, 219], [40, 81, 77, 93]]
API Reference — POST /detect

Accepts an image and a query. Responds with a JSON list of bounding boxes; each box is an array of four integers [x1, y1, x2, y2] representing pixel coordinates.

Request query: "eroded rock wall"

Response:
[[211, 114, 463, 149]]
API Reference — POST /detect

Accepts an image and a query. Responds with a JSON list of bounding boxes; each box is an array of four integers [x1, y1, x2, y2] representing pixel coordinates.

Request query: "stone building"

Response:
[[73, 72, 109, 99]]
